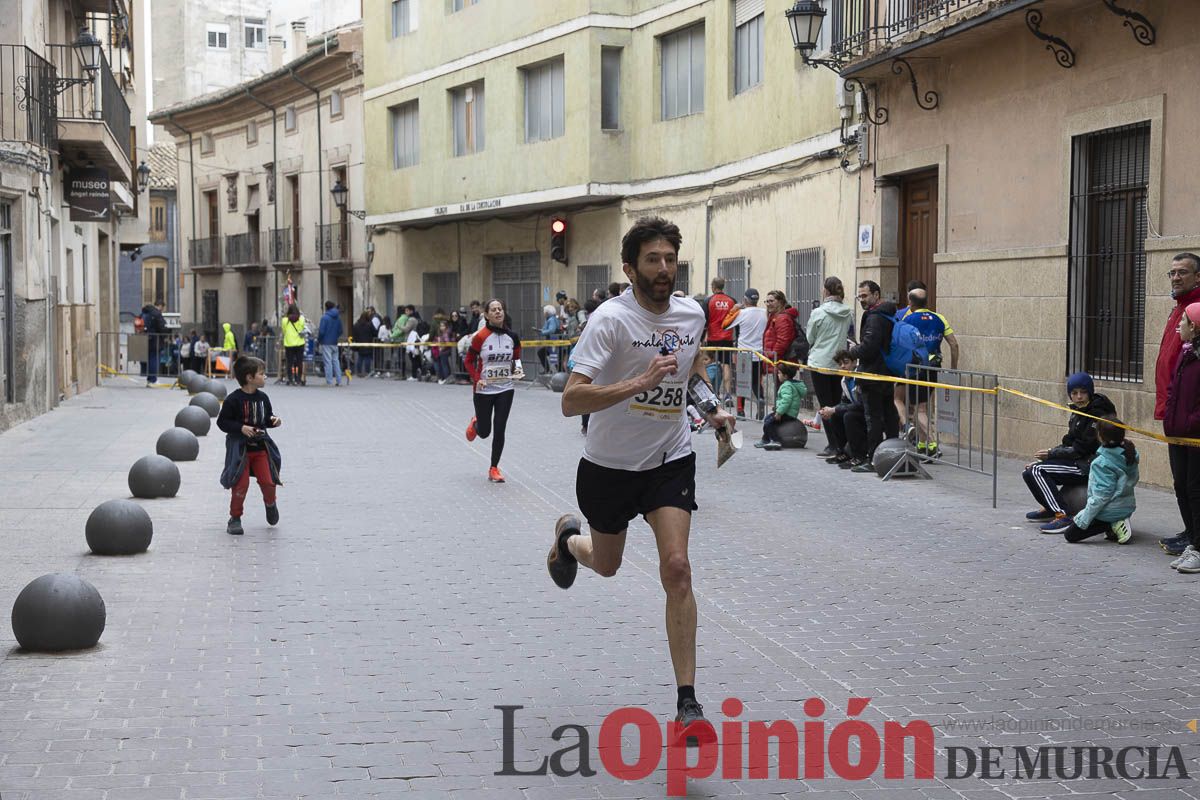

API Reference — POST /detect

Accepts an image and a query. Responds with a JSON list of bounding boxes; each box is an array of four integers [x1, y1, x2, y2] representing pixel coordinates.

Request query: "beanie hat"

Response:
[[1066, 371, 1094, 397], [1186, 302, 1200, 327]]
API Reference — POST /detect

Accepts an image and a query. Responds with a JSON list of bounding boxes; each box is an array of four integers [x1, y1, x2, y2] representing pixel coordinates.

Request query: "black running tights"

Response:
[[473, 389, 514, 468]]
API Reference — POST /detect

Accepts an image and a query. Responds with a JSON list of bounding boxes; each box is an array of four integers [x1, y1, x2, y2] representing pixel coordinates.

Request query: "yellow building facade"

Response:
[[363, 0, 860, 333]]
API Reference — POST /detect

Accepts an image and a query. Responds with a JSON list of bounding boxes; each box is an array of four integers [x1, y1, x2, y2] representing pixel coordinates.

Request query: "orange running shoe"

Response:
[[466, 417, 477, 442], [488, 466, 505, 483]]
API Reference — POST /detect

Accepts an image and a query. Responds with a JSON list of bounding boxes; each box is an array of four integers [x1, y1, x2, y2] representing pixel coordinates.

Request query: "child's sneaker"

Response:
[[1039, 515, 1072, 534], [227, 516, 244, 536], [265, 504, 279, 526], [763, 442, 783, 451], [1026, 508, 1056, 522], [1171, 545, 1197, 570], [1110, 518, 1132, 545], [1175, 546, 1200, 573]]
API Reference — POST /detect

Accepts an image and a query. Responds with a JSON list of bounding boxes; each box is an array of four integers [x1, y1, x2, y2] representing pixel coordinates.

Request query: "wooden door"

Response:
[[899, 172, 938, 305], [205, 192, 219, 238]]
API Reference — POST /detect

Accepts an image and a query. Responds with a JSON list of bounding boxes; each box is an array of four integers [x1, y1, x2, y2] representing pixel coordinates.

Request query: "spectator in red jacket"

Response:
[[762, 290, 798, 370], [1157, 253, 1200, 554]]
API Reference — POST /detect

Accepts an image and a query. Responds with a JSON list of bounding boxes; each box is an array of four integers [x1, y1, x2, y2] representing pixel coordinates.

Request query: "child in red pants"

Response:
[[217, 355, 283, 535]]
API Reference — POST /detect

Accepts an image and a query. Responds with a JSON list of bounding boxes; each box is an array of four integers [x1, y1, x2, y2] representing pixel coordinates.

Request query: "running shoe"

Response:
[[1175, 547, 1200, 574], [466, 417, 477, 442], [674, 699, 717, 748], [753, 440, 770, 449], [1110, 518, 1132, 545], [488, 467, 505, 483], [1025, 508, 1056, 522], [850, 462, 875, 474], [547, 514, 580, 589], [1039, 515, 1072, 534], [265, 503, 279, 526], [804, 417, 822, 431], [763, 442, 783, 451], [839, 457, 866, 470], [815, 446, 836, 458], [1160, 533, 1189, 555], [827, 453, 850, 464], [226, 516, 243, 536], [1171, 545, 1196, 570]]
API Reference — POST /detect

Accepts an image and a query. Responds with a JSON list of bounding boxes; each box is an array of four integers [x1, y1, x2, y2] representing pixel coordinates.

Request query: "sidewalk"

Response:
[[1, 378, 1198, 800]]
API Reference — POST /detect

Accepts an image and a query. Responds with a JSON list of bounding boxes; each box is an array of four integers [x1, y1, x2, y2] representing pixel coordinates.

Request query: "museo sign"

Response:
[[67, 167, 110, 222]]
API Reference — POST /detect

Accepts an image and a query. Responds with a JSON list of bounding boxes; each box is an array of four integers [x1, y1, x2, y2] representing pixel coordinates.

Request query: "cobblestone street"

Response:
[[1, 378, 1198, 799]]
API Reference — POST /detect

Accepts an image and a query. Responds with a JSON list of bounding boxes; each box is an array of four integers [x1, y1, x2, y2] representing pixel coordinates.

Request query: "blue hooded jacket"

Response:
[[1074, 444, 1138, 529], [317, 307, 342, 345]]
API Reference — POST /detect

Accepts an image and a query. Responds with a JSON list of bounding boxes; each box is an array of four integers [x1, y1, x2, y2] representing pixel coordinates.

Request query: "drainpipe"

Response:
[[703, 198, 713, 290], [245, 88, 280, 319], [168, 113, 198, 324]]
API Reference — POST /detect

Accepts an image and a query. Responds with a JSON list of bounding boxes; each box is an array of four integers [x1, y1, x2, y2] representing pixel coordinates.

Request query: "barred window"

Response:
[[1067, 121, 1150, 381], [785, 247, 823, 328], [717, 257, 748, 301], [676, 261, 691, 296], [576, 265, 610, 304]]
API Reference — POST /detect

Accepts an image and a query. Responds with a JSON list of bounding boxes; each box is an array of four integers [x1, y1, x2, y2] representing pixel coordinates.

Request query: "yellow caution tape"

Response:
[[98, 364, 180, 388], [701, 346, 1200, 447]]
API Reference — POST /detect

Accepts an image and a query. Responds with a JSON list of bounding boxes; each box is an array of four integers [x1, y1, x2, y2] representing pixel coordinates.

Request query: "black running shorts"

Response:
[[576, 453, 698, 534]]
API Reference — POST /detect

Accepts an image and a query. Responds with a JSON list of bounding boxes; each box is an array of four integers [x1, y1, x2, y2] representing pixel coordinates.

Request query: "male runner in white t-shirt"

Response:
[[546, 216, 736, 746]]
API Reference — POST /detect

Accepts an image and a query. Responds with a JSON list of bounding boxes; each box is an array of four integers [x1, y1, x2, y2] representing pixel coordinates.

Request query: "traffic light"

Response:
[[550, 217, 567, 264]]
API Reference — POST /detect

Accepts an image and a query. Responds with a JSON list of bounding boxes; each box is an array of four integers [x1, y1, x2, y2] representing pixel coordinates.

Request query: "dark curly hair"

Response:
[[620, 216, 682, 267]]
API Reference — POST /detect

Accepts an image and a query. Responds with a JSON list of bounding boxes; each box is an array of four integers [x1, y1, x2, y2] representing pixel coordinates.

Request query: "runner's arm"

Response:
[[944, 332, 960, 370]]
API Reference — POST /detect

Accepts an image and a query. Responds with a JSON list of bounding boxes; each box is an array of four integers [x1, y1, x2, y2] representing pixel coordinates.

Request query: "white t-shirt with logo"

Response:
[[568, 291, 705, 471], [723, 305, 768, 358]]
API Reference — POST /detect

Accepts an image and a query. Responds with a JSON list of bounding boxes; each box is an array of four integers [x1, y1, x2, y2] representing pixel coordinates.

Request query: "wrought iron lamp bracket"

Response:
[[1100, 0, 1155, 46], [1025, 8, 1076, 68], [52, 75, 92, 95], [344, 209, 367, 221], [891, 58, 938, 111], [843, 78, 889, 125]]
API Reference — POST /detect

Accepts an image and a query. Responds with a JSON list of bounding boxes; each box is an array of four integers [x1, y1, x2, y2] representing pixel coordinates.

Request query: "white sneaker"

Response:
[[438, 378, 447, 385], [1110, 518, 1133, 545], [1174, 546, 1200, 573], [1170, 545, 1196, 570]]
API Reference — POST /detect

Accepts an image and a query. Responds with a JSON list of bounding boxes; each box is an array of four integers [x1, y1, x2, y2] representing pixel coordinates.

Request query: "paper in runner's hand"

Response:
[[715, 424, 741, 468]]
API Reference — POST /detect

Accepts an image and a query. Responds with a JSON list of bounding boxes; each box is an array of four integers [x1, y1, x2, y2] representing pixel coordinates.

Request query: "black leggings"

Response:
[[473, 389, 514, 468], [285, 346, 304, 381], [1169, 444, 1200, 546], [811, 371, 843, 409]]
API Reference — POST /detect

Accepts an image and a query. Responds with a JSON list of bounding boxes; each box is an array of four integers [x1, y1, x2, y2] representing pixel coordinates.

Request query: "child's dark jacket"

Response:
[[216, 388, 283, 489], [1047, 392, 1116, 464]]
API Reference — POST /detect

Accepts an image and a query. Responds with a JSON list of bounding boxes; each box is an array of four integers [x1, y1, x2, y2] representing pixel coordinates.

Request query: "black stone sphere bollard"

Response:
[[156, 427, 200, 462], [85, 499, 153, 555], [174, 406, 211, 436], [189, 392, 220, 417], [11, 573, 106, 651], [128, 454, 181, 499]]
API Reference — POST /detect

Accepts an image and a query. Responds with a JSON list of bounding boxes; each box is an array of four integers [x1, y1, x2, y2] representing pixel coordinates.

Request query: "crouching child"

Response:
[[217, 355, 283, 535], [1042, 417, 1138, 543]]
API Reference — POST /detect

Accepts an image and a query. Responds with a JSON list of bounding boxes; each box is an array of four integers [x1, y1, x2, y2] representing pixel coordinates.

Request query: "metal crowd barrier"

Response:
[[95, 331, 184, 383], [903, 362, 1000, 508]]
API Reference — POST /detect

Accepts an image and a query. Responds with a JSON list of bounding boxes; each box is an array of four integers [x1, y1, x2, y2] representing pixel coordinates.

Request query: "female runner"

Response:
[[464, 298, 523, 483]]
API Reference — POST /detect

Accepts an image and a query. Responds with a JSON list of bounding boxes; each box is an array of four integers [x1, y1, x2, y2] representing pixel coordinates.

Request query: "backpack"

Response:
[[884, 312, 927, 377], [784, 316, 810, 364]]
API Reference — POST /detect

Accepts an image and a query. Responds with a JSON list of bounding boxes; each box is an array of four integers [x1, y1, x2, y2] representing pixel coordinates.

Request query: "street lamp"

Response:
[[330, 180, 365, 220], [137, 161, 151, 193], [786, 0, 840, 71], [53, 28, 103, 95]]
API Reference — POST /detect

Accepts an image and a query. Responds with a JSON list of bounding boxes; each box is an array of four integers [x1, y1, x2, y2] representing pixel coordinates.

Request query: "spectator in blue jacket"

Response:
[[536, 304, 561, 373], [317, 301, 343, 386]]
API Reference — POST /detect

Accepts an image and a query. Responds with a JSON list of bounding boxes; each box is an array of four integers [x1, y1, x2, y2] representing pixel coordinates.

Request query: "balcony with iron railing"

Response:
[[316, 223, 350, 264], [188, 237, 222, 270], [0, 45, 57, 153], [225, 232, 263, 268], [46, 43, 132, 182], [825, 0, 1036, 69], [267, 228, 296, 264]]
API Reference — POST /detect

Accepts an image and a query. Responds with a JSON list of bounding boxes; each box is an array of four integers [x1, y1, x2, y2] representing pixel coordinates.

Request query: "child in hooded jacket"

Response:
[[1041, 417, 1138, 543], [1022, 371, 1116, 531], [756, 362, 808, 450]]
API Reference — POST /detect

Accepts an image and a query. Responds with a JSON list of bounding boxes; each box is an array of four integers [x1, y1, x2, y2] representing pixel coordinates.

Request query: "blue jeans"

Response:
[[321, 344, 341, 384]]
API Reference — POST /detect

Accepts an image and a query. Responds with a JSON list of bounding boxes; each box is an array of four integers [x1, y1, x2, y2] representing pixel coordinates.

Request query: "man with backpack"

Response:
[[846, 280, 899, 472], [895, 286, 960, 456]]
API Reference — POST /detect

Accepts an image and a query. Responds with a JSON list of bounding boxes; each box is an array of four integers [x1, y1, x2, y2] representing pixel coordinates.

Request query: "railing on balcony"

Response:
[[267, 228, 293, 263], [189, 236, 221, 268], [45, 44, 132, 163], [829, 0, 991, 61], [225, 232, 262, 267], [0, 45, 57, 151], [316, 223, 350, 263]]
